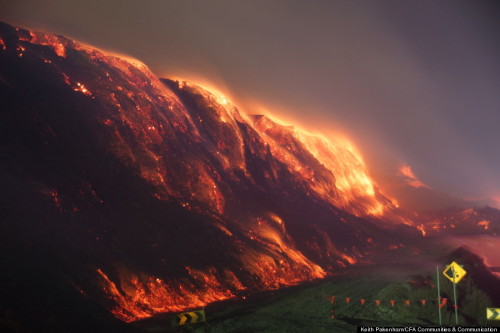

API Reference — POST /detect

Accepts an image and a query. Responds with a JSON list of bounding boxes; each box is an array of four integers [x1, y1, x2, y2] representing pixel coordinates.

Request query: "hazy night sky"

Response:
[[1, 0, 499, 207]]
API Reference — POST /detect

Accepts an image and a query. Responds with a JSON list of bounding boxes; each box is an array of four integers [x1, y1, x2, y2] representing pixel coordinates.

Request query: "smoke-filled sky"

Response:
[[1, 0, 499, 207]]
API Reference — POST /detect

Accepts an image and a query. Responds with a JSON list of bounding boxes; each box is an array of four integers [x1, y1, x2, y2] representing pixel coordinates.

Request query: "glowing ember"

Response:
[[477, 220, 490, 230], [53, 43, 66, 57], [404, 208, 498, 236], [73, 82, 92, 96], [16, 45, 25, 57], [340, 253, 357, 265], [40, 188, 63, 211]]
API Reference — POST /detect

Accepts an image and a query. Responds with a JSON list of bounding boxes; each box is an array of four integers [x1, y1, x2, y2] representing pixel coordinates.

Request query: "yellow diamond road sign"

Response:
[[487, 308, 500, 320], [443, 261, 467, 284]]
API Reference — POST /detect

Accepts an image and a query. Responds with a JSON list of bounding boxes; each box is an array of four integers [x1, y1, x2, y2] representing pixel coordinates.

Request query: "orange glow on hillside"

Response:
[[5, 25, 399, 323], [416, 224, 427, 236], [17, 30, 67, 57], [97, 267, 237, 322], [165, 74, 238, 109], [477, 220, 490, 230], [80, 57, 391, 218], [97, 237, 326, 323], [242, 217, 326, 282], [490, 195, 500, 209], [250, 111, 388, 216]]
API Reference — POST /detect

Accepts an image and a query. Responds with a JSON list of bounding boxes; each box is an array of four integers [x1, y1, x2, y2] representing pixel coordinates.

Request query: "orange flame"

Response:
[[97, 267, 238, 322], [251, 114, 387, 216], [416, 224, 427, 236], [398, 164, 430, 189]]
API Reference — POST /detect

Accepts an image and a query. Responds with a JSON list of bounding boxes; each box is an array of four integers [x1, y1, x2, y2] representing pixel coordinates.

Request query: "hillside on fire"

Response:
[[0, 22, 498, 332]]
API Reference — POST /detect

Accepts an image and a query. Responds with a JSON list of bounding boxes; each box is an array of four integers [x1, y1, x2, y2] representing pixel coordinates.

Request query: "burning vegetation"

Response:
[[5, 22, 495, 326], [406, 207, 499, 237], [0, 22, 401, 322]]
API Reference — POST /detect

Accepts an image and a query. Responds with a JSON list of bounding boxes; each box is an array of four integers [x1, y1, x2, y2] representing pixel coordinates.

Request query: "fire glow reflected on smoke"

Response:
[[398, 164, 430, 189], [443, 235, 500, 278]]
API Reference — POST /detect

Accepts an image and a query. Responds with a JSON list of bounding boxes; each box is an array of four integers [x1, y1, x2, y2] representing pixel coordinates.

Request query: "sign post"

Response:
[[452, 266, 458, 325], [443, 261, 467, 326], [436, 265, 442, 326]]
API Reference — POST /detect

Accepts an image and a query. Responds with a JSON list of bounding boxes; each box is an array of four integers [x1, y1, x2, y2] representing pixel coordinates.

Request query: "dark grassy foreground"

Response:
[[134, 248, 500, 333]]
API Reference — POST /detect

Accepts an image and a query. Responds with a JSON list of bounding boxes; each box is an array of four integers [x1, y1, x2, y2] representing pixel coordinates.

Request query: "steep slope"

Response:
[[0, 22, 403, 325]]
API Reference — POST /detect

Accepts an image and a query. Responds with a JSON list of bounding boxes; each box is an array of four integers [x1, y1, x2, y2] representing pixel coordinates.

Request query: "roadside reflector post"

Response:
[[436, 265, 442, 326]]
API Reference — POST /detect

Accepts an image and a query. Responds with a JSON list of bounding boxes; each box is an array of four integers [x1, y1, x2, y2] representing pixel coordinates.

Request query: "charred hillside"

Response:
[[0, 21, 412, 328]]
